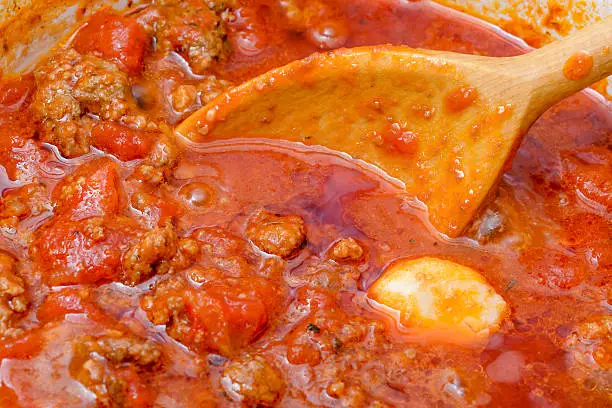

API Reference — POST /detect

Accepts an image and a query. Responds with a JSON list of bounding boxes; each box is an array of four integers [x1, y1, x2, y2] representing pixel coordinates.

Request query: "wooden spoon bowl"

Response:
[[177, 17, 612, 237]]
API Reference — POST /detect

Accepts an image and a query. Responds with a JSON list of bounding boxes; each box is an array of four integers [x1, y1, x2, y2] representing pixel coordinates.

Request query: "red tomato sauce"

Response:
[[563, 51, 594, 80], [0, 1, 610, 407]]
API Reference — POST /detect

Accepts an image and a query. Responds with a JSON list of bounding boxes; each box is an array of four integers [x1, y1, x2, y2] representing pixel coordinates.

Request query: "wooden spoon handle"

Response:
[[513, 15, 612, 123]]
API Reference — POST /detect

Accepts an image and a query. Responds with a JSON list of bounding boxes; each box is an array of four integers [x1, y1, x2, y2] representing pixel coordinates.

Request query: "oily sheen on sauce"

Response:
[[0, 1, 610, 407]]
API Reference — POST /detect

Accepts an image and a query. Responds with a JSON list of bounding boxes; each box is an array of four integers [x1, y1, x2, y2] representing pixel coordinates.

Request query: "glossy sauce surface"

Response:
[[0, 1, 610, 407]]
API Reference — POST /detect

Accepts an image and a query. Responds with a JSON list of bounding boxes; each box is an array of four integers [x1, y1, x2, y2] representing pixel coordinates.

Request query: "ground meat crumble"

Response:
[[120, 220, 188, 286], [136, 0, 233, 74], [33, 48, 142, 157], [71, 331, 162, 407], [245, 210, 307, 259], [0, 183, 49, 229], [31, 40, 165, 161], [328, 237, 365, 263], [221, 354, 285, 406], [0, 252, 28, 339]]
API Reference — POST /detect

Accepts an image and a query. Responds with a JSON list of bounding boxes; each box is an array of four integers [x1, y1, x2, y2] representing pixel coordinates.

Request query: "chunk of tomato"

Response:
[[0, 74, 38, 180], [73, 10, 149, 75], [379, 122, 419, 155], [520, 247, 588, 289], [37, 288, 103, 323], [31, 216, 139, 286], [150, 277, 284, 355], [131, 191, 183, 227], [0, 329, 44, 360], [116, 367, 156, 408], [92, 122, 157, 162], [0, 74, 36, 113], [562, 148, 612, 211], [445, 86, 478, 112], [52, 157, 121, 219], [561, 213, 611, 247], [0, 384, 20, 407], [192, 279, 273, 353]]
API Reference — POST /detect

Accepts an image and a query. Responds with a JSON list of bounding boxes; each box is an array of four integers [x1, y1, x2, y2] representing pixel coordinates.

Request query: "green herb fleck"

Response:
[[433, 241, 438, 246], [307, 323, 320, 333], [332, 338, 343, 353], [505, 278, 519, 291], [409, 238, 415, 244]]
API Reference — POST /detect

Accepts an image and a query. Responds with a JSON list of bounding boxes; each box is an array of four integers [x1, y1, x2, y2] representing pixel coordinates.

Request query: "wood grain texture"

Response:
[[177, 16, 612, 237]]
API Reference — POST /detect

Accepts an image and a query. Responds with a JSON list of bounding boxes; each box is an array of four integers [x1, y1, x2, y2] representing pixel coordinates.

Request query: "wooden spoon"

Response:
[[176, 17, 612, 237]]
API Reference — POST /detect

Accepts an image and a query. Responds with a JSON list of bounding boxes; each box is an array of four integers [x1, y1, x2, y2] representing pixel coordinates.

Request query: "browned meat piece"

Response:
[[74, 332, 162, 367], [0, 252, 28, 339], [470, 208, 506, 243], [196, 75, 233, 105], [283, 288, 383, 366], [0, 183, 49, 228], [120, 220, 181, 286], [136, 0, 232, 74], [129, 191, 172, 228], [126, 133, 180, 202], [33, 48, 146, 157], [170, 84, 198, 112], [129, 164, 166, 186], [169, 76, 232, 113], [278, 0, 328, 31], [563, 316, 612, 393], [221, 355, 285, 406], [34, 49, 129, 122], [328, 238, 364, 263], [245, 210, 306, 258], [564, 316, 611, 371], [157, 237, 201, 275], [141, 274, 187, 327], [149, 132, 179, 169], [72, 331, 161, 407], [73, 359, 136, 408], [277, 0, 348, 49]]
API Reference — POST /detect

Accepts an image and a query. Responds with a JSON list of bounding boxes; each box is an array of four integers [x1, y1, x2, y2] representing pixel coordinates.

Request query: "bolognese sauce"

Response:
[[0, 0, 610, 407]]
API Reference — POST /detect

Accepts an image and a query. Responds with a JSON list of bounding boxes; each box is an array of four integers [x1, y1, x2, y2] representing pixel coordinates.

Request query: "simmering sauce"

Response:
[[0, 1, 610, 407]]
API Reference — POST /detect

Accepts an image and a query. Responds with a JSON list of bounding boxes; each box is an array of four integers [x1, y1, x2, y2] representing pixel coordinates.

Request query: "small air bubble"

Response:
[[205, 108, 217, 122]]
